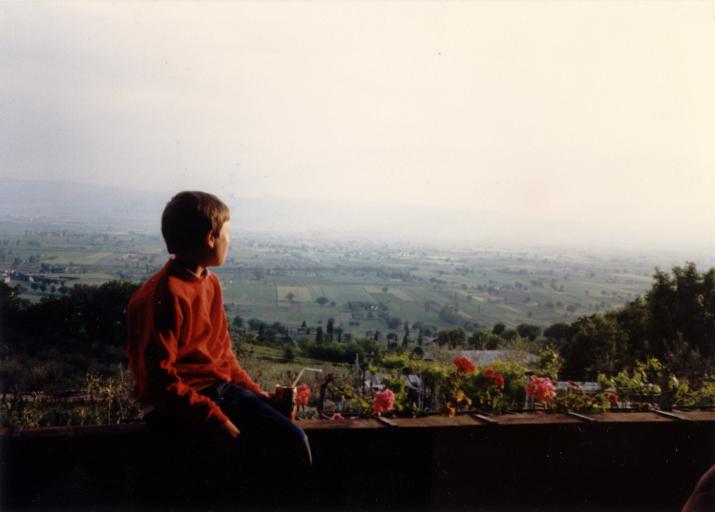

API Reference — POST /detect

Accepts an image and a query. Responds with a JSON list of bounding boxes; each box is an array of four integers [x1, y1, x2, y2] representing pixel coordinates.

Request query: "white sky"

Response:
[[1, 2, 714, 250]]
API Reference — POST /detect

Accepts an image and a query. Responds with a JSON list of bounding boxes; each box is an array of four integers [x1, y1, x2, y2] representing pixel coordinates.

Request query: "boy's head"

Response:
[[161, 191, 230, 258]]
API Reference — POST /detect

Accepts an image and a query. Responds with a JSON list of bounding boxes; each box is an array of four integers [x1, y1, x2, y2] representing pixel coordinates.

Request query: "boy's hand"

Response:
[[222, 419, 241, 439]]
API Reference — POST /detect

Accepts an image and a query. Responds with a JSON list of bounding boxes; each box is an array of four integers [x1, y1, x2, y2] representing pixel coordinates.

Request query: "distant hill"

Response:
[[0, 178, 516, 243], [0, 178, 164, 228], [3, 178, 710, 255]]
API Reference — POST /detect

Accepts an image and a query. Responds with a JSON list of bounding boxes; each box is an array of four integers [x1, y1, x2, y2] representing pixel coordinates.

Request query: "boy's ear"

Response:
[[206, 230, 216, 249]]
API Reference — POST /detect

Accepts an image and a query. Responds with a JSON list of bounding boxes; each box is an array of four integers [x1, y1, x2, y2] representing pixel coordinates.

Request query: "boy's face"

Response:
[[206, 219, 231, 267]]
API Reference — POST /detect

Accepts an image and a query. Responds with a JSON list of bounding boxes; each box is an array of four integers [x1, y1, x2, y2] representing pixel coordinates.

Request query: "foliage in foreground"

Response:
[[552, 263, 715, 381], [3, 349, 715, 430]]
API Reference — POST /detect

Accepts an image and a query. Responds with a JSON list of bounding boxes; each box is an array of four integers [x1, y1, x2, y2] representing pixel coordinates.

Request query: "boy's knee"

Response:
[[300, 433, 312, 467], [289, 427, 312, 466]]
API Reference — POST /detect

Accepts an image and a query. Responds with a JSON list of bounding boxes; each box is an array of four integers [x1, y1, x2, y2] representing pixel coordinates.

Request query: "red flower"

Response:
[[330, 413, 346, 421], [527, 376, 556, 404], [606, 392, 619, 407], [372, 389, 395, 414], [454, 356, 476, 374], [295, 383, 311, 406], [484, 368, 505, 389]]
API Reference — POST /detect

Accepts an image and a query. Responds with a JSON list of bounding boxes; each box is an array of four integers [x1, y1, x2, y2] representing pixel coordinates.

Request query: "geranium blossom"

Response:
[[330, 413, 346, 421], [372, 389, 395, 414], [484, 368, 505, 389], [606, 392, 619, 407], [454, 356, 476, 374], [526, 376, 556, 404], [295, 383, 311, 407]]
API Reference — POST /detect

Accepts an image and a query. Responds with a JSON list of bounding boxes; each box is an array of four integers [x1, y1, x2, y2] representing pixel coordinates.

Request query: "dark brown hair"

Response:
[[161, 191, 230, 255]]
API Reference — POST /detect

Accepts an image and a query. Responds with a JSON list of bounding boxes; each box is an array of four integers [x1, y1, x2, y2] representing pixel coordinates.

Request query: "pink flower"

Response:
[[484, 368, 505, 389], [606, 392, 619, 407], [454, 356, 476, 374], [295, 383, 311, 407], [372, 389, 395, 415], [330, 413, 345, 421], [527, 376, 556, 404]]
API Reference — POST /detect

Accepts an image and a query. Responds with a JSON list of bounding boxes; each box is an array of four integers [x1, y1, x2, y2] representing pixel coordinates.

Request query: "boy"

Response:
[[126, 191, 311, 499]]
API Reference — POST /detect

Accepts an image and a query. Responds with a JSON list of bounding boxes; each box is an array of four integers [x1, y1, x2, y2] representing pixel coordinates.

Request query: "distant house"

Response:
[[422, 350, 436, 361], [404, 374, 422, 392], [458, 350, 539, 368], [555, 381, 600, 393], [363, 371, 423, 394], [363, 370, 386, 391]]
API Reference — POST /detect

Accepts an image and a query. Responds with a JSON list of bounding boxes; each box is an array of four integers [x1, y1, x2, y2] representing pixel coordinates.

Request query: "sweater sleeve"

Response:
[[147, 295, 229, 427]]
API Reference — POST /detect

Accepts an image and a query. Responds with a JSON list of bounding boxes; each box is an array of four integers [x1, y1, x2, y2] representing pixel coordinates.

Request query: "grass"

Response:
[[277, 286, 312, 303], [236, 344, 354, 391], [223, 282, 276, 303], [43, 251, 114, 265]]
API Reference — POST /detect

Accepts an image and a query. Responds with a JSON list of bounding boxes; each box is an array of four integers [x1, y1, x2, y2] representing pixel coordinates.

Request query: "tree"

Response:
[[387, 316, 402, 329], [516, 323, 542, 341], [560, 314, 624, 379], [233, 315, 244, 329], [502, 328, 518, 342], [436, 328, 467, 349], [492, 322, 506, 336], [544, 323, 571, 347], [315, 297, 329, 306], [0, 282, 23, 320], [286, 292, 296, 302], [283, 345, 296, 362], [469, 330, 486, 349], [326, 318, 335, 342], [248, 318, 263, 332]]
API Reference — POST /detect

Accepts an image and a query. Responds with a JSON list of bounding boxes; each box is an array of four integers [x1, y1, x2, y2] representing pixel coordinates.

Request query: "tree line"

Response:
[[1, 262, 712, 391]]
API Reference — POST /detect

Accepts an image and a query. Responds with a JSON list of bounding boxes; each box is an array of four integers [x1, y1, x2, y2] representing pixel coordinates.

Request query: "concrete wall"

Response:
[[2, 411, 714, 511]]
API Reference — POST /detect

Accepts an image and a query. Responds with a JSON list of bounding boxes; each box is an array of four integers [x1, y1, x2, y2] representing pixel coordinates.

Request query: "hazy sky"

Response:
[[1, 2, 713, 250]]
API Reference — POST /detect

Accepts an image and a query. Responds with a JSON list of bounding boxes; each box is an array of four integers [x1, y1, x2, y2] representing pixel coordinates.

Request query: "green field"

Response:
[[5, 217, 707, 338], [223, 282, 276, 304], [277, 286, 312, 303]]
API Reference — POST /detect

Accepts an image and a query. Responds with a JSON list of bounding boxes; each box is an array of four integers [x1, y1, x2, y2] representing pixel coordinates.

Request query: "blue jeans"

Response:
[[143, 382, 312, 506], [201, 382, 312, 471]]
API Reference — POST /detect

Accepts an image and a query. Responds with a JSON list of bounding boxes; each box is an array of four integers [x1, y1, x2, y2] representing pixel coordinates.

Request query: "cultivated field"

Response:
[[3, 216, 711, 338]]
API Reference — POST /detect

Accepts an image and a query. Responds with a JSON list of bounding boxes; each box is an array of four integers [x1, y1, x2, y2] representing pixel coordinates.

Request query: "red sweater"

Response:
[[126, 260, 263, 427]]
